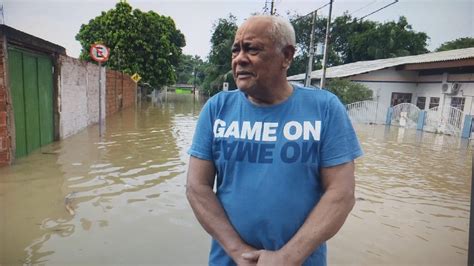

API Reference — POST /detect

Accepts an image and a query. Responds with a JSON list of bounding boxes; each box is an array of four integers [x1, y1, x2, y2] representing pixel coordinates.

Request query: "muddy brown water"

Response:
[[0, 93, 471, 265]]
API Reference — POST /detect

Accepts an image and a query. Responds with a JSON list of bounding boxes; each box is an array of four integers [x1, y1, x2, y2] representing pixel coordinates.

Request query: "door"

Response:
[[7, 47, 54, 158]]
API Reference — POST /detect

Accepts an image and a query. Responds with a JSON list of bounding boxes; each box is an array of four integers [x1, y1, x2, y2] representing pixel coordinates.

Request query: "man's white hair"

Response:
[[245, 15, 296, 50]]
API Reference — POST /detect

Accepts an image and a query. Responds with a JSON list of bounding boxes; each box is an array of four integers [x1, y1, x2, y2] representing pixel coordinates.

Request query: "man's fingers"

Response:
[[241, 250, 263, 261]]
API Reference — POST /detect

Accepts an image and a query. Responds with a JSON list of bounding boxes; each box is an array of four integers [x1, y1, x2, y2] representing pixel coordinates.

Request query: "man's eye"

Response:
[[248, 47, 259, 54], [231, 48, 240, 55]]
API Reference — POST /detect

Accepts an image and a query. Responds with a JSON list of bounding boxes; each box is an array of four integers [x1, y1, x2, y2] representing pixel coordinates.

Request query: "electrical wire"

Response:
[[349, 0, 379, 16], [292, 1, 331, 22], [358, 0, 399, 21]]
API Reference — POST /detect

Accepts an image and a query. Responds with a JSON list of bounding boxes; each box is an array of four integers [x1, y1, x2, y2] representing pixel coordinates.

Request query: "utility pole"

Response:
[[304, 11, 317, 87], [469, 155, 474, 266], [270, 0, 275, 15], [320, 0, 333, 89], [0, 4, 4, 24]]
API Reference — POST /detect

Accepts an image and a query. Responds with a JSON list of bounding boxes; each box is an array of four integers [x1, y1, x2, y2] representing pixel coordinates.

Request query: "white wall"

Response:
[[58, 56, 105, 139], [350, 69, 474, 115]]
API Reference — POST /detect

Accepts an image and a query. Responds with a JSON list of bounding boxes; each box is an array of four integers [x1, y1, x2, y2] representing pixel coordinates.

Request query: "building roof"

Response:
[[0, 25, 66, 55], [287, 47, 474, 81]]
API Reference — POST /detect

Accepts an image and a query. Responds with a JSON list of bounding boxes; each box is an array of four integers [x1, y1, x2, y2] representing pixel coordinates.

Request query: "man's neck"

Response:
[[247, 81, 293, 106]]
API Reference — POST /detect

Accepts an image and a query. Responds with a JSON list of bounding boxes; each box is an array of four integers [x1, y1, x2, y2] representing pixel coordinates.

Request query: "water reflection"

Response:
[[0, 94, 209, 264], [0, 94, 472, 265]]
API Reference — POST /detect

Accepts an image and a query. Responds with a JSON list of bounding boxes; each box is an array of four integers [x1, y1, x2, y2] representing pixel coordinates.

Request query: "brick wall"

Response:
[[106, 70, 136, 117], [0, 36, 11, 166]]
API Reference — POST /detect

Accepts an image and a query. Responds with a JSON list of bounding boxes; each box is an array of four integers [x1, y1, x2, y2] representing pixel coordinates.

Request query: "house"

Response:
[[288, 47, 474, 137]]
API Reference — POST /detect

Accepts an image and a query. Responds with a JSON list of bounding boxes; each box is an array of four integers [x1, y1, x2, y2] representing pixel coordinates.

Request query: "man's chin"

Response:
[[236, 82, 254, 92]]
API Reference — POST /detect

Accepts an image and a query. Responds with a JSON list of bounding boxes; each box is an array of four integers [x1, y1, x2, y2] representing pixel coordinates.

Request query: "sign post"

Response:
[[90, 44, 110, 137], [131, 73, 141, 108]]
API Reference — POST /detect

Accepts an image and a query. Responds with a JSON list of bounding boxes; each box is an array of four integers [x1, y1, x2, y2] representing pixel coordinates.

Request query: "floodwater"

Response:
[[0, 93, 472, 265]]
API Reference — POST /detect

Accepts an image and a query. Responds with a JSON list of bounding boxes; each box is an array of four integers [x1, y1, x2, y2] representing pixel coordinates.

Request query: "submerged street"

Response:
[[0, 93, 471, 265]]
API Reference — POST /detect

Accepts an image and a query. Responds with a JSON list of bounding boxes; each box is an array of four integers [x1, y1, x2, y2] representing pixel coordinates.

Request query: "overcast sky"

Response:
[[3, 0, 473, 59]]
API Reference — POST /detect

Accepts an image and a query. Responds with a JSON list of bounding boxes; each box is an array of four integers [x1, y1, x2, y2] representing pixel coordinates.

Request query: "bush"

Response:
[[325, 78, 373, 104]]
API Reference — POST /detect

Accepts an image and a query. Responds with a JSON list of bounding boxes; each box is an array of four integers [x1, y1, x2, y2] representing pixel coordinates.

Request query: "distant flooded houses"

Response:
[[288, 47, 474, 138]]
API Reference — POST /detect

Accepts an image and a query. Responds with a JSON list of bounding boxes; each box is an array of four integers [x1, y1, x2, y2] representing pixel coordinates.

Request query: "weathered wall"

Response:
[[58, 55, 105, 139], [0, 36, 11, 166], [106, 70, 136, 117]]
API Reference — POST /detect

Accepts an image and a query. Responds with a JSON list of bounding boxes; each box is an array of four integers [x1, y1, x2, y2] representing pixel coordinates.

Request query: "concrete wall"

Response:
[[0, 36, 11, 166], [58, 55, 106, 139]]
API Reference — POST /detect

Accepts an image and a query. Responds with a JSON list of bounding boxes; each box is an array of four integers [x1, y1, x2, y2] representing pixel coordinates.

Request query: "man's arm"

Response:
[[186, 156, 257, 264], [243, 161, 356, 265]]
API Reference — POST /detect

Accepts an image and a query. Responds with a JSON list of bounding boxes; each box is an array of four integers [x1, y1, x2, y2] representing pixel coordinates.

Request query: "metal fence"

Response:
[[346, 100, 388, 125], [425, 105, 465, 136], [391, 103, 420, 129], [347, 101, 469, 138]]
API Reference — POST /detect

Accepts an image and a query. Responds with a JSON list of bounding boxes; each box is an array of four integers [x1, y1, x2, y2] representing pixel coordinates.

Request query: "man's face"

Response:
[[231, 18, 286, 94]]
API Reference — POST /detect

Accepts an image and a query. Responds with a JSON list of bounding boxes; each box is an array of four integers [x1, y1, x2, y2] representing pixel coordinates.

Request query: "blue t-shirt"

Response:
[[188, 85, 363, 266]]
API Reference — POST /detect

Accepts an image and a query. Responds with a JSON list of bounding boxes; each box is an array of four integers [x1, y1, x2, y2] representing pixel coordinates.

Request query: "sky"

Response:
[[3, 0, 473, 60]]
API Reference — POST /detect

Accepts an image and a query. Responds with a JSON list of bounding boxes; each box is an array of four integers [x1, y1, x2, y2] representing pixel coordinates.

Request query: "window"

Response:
[[429, 97, 440, 109], [416, 97, 426, 110], [450, 97, 465, 111], [390, 93, 412, 106]]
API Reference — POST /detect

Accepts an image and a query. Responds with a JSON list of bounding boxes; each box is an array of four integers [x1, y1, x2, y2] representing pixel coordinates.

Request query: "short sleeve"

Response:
[[320, 95, 363, 167], [188, 100, 214, 161]]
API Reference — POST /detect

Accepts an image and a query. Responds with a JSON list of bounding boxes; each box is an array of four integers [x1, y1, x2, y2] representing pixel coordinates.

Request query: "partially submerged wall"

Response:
[[0, 36, 11, 166], [106, 70, 136, 117], [58, 55, 105, 139]]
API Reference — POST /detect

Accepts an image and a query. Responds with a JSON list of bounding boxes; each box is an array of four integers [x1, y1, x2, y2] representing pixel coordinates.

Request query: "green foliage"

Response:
[[288, 13, 429, 76], [325, 78, 373, 105], [201, 14, 237, 96], [435, 37, 474, 52], [175, 54, 205, 85], [75, 1, 185, 88]]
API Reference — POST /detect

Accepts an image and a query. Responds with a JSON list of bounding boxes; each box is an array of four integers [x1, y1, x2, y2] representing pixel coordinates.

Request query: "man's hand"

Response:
[[241, 250, 301, 266]]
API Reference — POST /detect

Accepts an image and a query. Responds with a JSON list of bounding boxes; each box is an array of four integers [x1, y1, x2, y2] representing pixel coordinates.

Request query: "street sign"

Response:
[[131, 73, 142, 83], [90, 44, 110, 63]]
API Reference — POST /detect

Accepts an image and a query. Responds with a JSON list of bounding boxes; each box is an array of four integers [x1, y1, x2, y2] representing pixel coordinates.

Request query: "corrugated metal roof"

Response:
[[287, 47, 474, 81]]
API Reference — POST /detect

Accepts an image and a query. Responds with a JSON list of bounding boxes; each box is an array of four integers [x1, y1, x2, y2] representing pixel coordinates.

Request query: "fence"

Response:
[[425, 105, 465, 136], [346, 100, 388, 125], [347, 100, 469, 138], [390, 103, 421, 129]]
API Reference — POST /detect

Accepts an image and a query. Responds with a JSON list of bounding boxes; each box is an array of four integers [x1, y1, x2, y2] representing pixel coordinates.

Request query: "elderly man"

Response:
[[186, 15, 362, 266]]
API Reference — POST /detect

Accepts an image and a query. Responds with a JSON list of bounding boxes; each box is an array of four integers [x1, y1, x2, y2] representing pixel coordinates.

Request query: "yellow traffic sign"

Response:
[[131, 73, 142, 83]]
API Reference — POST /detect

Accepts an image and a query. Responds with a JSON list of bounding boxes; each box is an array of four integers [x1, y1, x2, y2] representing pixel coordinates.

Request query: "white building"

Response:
[[288, 47, 474, 137]]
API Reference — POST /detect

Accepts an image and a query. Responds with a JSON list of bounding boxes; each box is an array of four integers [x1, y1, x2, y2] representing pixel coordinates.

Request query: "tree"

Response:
[[76, 2, 185, 88], [288, 12, 327, 77], [288, 13, 429, 76], [326, 78, 373, 104], [345, 16, 428, 62], [175, 54, 205, 85], [436, 37, 474, 52], [202, 14, 238, 96]]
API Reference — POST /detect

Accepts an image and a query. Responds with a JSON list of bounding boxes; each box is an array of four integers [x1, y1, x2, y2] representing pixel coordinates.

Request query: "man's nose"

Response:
[[233, 50, 249, 65]]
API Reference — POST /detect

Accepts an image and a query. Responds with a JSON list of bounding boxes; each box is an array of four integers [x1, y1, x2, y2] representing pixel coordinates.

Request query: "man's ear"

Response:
[[282, 45, 296, 69]]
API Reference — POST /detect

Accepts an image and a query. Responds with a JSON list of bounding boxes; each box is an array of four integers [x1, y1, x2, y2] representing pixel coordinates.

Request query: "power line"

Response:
[[358, 0, 399, 21], [262, 0, 270, 14], [349, 0, 379, 16], [262, 0, 276, 15], [292, 2, 330, 23]]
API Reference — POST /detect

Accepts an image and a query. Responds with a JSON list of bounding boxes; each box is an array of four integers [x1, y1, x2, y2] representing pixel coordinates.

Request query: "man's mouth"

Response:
[[236, 71, 254, 78]]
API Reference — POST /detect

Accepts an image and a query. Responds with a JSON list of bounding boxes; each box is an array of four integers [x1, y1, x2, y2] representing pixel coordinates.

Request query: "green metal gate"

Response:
[[8, 47, 54, 158]]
